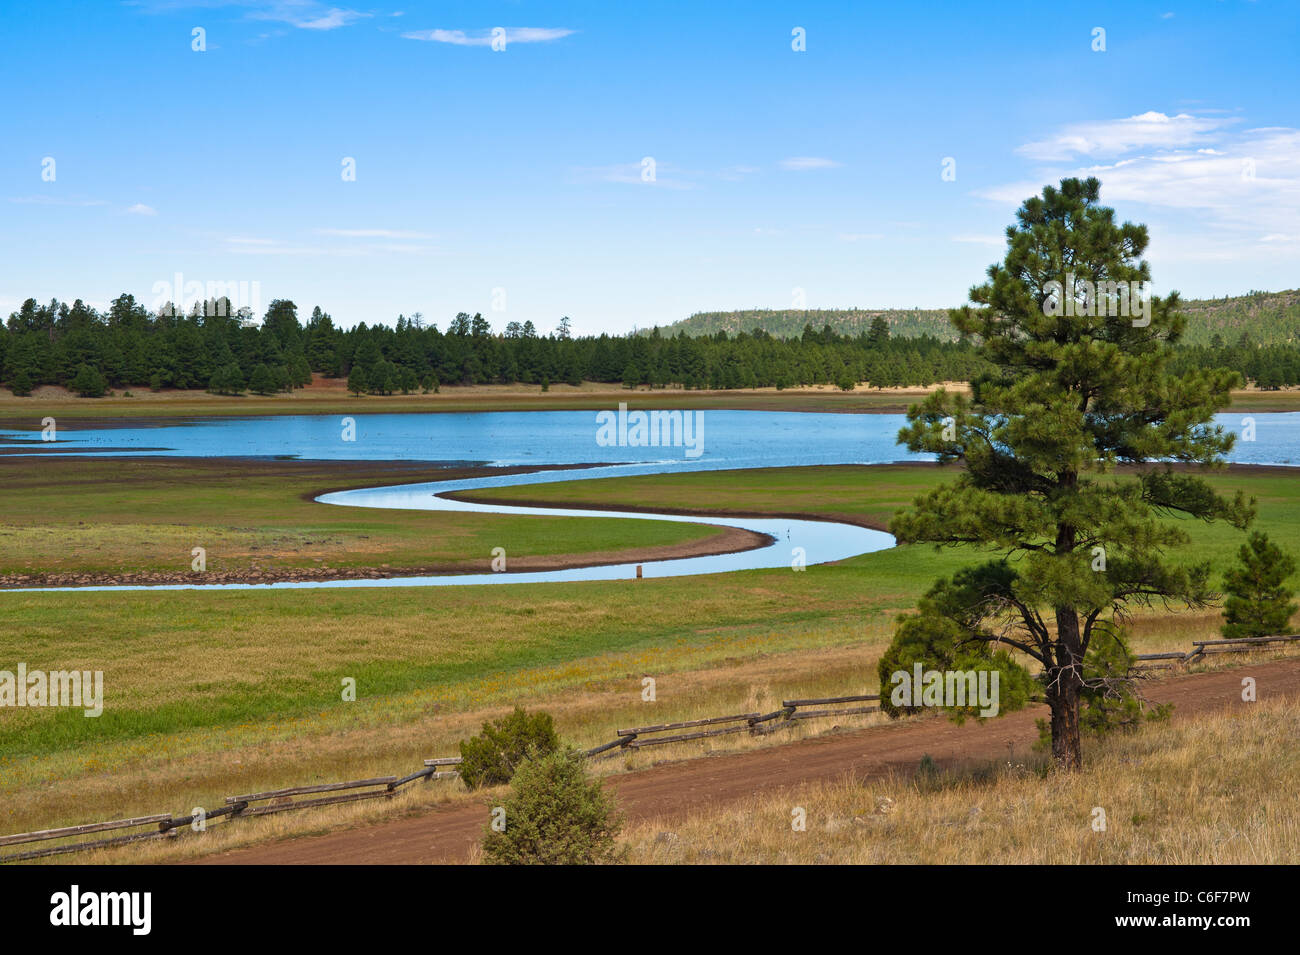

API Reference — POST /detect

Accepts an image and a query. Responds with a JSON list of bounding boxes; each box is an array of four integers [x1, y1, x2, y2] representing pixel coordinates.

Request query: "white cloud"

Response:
[[290, 8, 367, 30], [402, 27, 574, 46], [983, 115, 1300, 265], [139, 2, 368, 31], [8, 195, 108, 206], [127, 203, 157, 216], [951, 233, 1004, 247], [1016, 111, 1235, 161], [569, 161, 694, 189], [779, 156, 842, 171], [315, 228, 433, 239], [223, 233, 436, 256]]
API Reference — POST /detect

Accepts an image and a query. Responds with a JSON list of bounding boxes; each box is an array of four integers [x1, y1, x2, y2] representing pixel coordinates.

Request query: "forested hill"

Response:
[[4, 292, 1300, 399], [658, 308, 954, 341], [662, 289, 1300, 346]]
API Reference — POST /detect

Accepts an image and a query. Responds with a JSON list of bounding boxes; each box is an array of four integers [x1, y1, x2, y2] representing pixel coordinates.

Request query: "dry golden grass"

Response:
[[2, 628, 892, 849], [625, 695, 1300, 864], [0, 605, 1259, 852], [13, 628, 1291, 865]]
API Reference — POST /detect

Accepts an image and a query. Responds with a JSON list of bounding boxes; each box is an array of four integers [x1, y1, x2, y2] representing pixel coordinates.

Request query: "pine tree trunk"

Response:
[[1045, 669, 1083, 769], [1047, 605, 1085, 769]]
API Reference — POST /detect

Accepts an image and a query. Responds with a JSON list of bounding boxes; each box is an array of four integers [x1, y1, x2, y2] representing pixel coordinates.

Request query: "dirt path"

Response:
[[197, 655, 1300, 865]]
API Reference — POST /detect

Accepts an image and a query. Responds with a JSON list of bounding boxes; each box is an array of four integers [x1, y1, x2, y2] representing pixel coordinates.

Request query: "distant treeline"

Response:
[[2, 294, 1298, 399], [0, 295, 992, 397], [670, 289, 1300, 347]]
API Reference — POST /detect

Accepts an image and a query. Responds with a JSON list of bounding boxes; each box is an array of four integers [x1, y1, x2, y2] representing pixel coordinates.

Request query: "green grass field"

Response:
[[0, 459, 1295, 842], [0, 457, 724, 579]]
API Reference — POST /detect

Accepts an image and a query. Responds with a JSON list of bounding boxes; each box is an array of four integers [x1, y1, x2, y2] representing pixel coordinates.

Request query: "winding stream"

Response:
[[2, 464, 893, 593], [4, 408, 1293, 593]]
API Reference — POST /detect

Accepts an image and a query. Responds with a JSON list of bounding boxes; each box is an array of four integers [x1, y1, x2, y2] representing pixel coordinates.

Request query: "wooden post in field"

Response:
[[636, 564, 643, 579]]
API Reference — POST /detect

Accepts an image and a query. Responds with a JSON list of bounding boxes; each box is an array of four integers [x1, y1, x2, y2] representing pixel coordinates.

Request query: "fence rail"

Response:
[[586, 694, 882, 754], [1132, 633, 1300, 668], [5, 631, 1296, 864], [0, 762, 458, 864]]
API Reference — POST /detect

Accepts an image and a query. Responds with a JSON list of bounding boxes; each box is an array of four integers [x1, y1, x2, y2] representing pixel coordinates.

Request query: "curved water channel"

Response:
[[4, 463, 894, 593], [4, 408, 1293, 593]]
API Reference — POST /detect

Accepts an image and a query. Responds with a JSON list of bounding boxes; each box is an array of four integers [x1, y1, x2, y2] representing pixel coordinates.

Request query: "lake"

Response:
[[4, 410, 1298, 469], [3, 409, 1294, 593]]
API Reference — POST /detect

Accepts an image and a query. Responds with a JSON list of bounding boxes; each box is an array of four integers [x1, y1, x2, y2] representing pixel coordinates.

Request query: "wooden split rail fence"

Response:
[[584, 693, 881, 756], [5, 631, 1296, 863], [0, 758, 464, 864], [1131, 633, 1300, 671]]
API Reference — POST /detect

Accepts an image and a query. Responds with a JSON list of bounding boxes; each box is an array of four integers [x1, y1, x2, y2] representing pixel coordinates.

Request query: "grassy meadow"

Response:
[[625, 696, 1300, 864], [1, 458, 1295, 853], [0, 457, 726, 580]]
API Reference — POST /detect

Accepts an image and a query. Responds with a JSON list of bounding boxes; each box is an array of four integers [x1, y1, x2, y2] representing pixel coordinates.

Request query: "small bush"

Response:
[[70, 363, 108, 398], [481, 747, 626, 865], [1222, 531, 1298, 638], [458, 706, 559, 790]]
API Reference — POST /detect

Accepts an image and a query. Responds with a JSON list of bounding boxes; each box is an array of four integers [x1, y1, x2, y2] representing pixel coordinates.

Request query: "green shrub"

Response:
[[70, 363, 108, 398], [481, 747, 625, 865], [1222, 531, 1298, 638], [458, 706, 559, 790]]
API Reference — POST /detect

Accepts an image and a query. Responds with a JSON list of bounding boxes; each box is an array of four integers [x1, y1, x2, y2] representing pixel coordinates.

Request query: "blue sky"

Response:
[[2, 0, 1298, 335]]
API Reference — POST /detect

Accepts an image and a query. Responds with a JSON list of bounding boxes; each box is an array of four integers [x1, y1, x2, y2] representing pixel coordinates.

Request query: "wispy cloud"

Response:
[[950, 233, 1004, 247], [779, 156, 843, 171], [315, 228, 433, 239], [287, 7, 368, 31], [223, 233, 437, 256], [135, 2, 368, 32], [569, 161, 695, 189], [1016, 111, 1235, 161], [127, 203, 157, 216], [8, 195, 108, 207], [402, 27, 575, 46], [984, 114, 1300, 262]]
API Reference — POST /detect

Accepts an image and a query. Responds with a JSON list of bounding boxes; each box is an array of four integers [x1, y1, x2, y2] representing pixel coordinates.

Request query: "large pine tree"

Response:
[[885, 177, 1253, 768]]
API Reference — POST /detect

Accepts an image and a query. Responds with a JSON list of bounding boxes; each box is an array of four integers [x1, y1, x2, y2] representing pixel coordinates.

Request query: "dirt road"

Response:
[[199, 656, 1300, 865]]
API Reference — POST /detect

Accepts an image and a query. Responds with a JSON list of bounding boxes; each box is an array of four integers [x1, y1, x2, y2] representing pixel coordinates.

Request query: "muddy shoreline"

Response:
[[0, 455, 776, 590], [0, 525, 772, 591], [0, 457, 1290, 590]]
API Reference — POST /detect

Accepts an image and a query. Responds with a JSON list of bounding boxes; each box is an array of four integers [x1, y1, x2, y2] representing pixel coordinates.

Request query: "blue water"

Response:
[[3, 410, 1297, 468], [15, 472, 894, 592], [2, 409, 1294, 593]]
